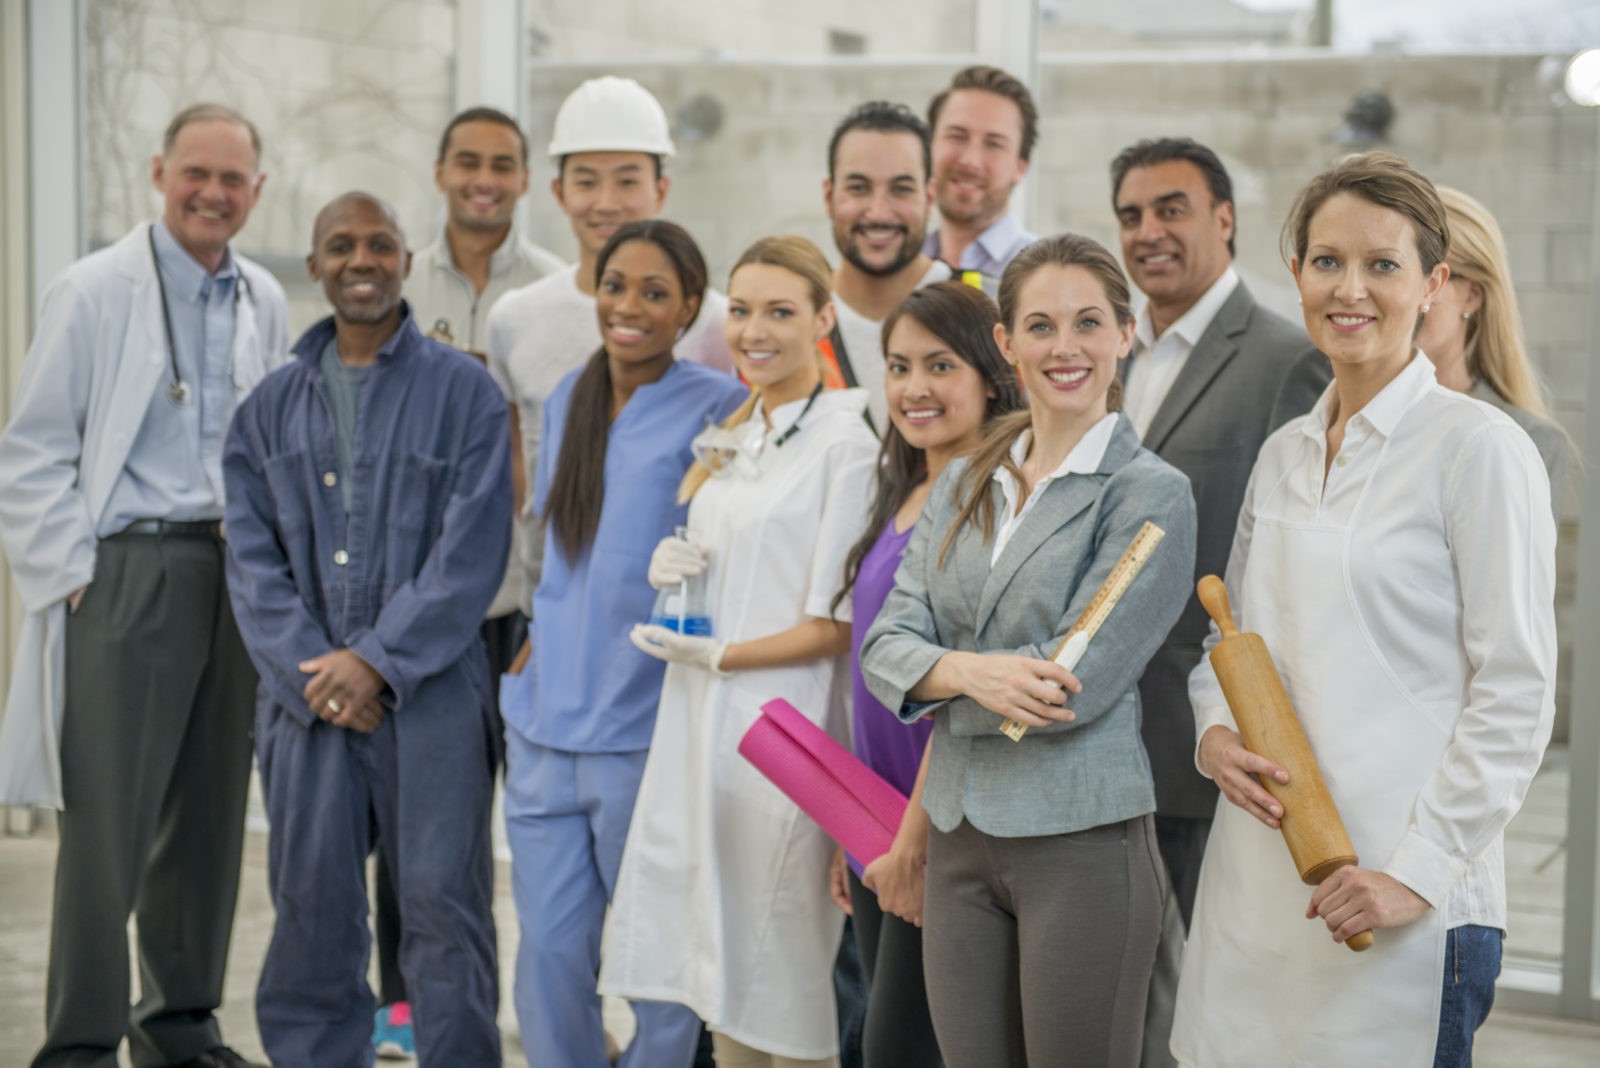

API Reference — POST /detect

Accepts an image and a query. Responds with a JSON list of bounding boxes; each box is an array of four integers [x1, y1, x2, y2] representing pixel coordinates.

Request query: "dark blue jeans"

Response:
[[1433, 924, 1502, 1067]]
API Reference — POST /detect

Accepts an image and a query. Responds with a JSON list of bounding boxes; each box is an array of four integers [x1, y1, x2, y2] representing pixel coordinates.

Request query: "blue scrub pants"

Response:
[[504, 728, 701, 1068], [255, 693, 500, 1067]]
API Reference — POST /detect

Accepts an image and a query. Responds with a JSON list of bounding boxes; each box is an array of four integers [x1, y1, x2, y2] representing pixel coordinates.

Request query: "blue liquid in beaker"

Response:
[[647, 614, 714, 636]]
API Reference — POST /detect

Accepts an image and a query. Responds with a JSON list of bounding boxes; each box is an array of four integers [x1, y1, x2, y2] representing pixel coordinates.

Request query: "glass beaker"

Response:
[[647, 526, 713, 635]]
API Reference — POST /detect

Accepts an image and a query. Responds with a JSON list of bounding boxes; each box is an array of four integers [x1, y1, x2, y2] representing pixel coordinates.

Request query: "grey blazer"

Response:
[[860, 414, 1197, 838], [1132, 281, 1330, 819]]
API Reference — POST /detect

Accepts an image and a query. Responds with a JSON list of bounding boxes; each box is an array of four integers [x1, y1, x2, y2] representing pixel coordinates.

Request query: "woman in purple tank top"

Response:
[[828, 281, 1024, 1066]]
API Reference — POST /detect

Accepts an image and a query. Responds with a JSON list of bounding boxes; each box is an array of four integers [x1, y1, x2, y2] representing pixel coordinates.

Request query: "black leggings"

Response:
[[847, 869, 943, 1068]]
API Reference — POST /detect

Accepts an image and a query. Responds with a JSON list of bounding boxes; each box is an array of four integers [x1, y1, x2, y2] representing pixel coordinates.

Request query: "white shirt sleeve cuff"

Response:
[[1381, 828, 1466, 909], [1191, 701, 1237, 780]]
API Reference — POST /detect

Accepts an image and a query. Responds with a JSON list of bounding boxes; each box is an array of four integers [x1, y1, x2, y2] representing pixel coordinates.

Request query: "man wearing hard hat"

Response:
[[486, 75, 727, 1068], [486, 76, 733, 601]]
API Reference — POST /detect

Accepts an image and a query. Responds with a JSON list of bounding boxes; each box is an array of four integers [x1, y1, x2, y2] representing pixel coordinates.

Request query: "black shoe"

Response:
[[171, 1046, 270, 1068]]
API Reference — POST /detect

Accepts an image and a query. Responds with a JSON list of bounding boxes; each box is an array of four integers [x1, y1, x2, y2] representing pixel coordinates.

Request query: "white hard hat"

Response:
[[547, 76, 676, 159]]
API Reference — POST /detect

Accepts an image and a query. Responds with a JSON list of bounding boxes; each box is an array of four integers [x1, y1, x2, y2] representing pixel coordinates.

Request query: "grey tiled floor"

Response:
[[1, 749, 1596, 1065]]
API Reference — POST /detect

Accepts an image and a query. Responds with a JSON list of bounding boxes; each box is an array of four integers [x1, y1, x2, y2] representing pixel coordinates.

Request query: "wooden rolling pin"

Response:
[[1198, 575, 1375, 953]]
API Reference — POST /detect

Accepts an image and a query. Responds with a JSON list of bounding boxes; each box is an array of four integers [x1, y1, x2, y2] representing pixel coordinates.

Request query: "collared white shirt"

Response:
[[989, 413, 1119, 564], [1125, 266, 1240, 438], [1190, 353, 1556, 928]]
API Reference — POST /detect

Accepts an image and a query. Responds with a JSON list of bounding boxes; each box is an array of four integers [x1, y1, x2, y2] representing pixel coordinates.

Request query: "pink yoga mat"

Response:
[[738, 697, 908, 873]]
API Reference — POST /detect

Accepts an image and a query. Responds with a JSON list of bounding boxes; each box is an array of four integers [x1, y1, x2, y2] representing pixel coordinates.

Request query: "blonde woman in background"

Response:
[[1415, 185, 1569, 509]]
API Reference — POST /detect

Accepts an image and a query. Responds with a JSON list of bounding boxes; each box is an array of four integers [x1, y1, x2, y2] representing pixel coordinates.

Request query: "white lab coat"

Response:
[[599, 388, 878, 1060], [0, 221, 288, 808]]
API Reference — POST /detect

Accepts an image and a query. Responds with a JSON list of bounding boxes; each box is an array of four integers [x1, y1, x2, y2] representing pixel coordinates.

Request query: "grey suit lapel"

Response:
[[1140, 282, 1256, 453], [971, 418, 1142, 634], [973, 478, 1099, 635]]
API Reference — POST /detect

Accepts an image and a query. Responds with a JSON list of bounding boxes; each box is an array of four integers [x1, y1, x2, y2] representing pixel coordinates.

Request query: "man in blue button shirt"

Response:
[[922, 65, 1039, 278], [0, 103, 287, 1068], [223, 192, 511, 1066]]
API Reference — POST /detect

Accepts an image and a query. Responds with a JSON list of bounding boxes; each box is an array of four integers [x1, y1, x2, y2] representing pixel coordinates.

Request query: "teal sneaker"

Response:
[[373, 1001, 415, 1060]]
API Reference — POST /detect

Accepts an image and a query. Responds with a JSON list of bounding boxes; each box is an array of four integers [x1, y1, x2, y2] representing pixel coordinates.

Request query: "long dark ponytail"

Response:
[[832, 281, 1024, 613], [543, 219, 708, 560]]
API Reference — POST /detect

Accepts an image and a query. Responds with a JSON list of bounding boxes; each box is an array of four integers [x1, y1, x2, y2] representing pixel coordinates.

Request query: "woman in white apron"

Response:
[[602, 236, 878, 1067], [1171, 152, 1557, 1068]]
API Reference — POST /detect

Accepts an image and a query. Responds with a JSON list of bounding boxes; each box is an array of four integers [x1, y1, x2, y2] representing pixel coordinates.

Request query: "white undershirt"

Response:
[[1125, 267, 1239, 438], [832, 260, 954, 430]]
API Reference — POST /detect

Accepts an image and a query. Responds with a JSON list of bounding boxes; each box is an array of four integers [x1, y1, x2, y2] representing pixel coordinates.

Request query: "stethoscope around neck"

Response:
[[148, 225, 255, 407]]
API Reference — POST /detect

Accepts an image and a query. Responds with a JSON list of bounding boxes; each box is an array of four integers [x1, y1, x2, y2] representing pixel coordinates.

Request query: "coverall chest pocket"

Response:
[[388, 451, 449, 535]]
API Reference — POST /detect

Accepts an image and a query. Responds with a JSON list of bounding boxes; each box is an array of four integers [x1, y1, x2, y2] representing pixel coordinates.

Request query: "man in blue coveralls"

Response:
[[223, 191, 511, 1066]]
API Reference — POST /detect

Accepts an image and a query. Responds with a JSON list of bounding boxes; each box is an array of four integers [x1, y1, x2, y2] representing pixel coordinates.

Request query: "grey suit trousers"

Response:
[[34, 530, 255, 1068], [923, 815, 1163, 1068]]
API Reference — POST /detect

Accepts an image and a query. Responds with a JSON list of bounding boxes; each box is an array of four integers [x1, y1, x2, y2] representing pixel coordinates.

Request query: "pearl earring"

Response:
[[1462, 310, 1473, 320], [1421, 304, 1431, 313]]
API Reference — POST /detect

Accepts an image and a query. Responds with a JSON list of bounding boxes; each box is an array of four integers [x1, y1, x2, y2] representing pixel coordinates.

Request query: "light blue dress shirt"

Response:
[[922, 211, 1036, 279], [104, 220, 239, 529]]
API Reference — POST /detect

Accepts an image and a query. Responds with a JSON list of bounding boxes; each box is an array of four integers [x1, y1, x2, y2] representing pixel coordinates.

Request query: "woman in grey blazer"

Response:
[[860, 234, 1197, 1067]]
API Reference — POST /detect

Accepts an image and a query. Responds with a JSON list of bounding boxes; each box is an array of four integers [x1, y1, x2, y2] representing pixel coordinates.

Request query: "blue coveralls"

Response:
[[502, 358, 745, 1068], [223, 310, 511, 1067]]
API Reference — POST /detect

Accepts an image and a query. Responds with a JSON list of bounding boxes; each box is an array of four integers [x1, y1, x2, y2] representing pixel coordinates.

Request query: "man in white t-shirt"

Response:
[[487, 76, 732, 599], [823, 101, 954, 430]]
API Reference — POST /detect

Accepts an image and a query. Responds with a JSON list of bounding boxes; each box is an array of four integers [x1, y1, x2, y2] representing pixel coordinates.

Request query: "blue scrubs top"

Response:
[[514, 358, 747, 753]]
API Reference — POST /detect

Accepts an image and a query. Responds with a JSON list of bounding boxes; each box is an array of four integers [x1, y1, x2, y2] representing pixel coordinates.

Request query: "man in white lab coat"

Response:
[[0, 103, 287, 1068]]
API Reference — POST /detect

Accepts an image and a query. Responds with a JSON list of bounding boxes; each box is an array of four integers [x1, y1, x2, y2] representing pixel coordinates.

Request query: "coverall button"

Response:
[[333, 549, 349, 566]]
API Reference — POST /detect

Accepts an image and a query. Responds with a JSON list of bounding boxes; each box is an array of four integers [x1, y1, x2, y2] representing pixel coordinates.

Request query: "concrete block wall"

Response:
[[526, 53, 1597, 738], [71, 20, 1597, 734], [82, 0, 462, 329], [525, 0, 979, 60]]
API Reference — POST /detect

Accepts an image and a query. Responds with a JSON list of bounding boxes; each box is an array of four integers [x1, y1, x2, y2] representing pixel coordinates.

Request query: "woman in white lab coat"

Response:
[[1171, 152, 1557, 1068], [602, 235, 878, 1067]]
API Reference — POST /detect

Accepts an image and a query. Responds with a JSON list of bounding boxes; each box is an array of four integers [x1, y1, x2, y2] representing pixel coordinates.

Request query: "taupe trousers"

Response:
[[923, 814, 1165, 1068], [35, 530, 255, 1068]]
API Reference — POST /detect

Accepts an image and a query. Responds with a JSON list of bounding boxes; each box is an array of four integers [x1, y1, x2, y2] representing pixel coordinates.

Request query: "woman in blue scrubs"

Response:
[[501, 219, 747, 1068]]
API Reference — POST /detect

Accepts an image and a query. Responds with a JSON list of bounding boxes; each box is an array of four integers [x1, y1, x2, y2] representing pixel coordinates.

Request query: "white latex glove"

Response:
[[630, 624, 729, 676], [648, 536, 708, 590]]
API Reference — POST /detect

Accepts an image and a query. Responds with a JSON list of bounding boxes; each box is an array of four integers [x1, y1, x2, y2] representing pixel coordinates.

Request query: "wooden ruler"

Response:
[[999, 520, 1166, 741]]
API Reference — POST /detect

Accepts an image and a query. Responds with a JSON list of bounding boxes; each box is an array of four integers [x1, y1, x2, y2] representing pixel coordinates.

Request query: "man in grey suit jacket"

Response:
[[1113, 137, 1329, 1068], [1112, 138, 1331, 921]]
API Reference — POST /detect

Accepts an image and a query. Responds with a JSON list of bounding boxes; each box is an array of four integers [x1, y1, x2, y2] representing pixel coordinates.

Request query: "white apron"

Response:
[[1171, 479, 1450, 1066]]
